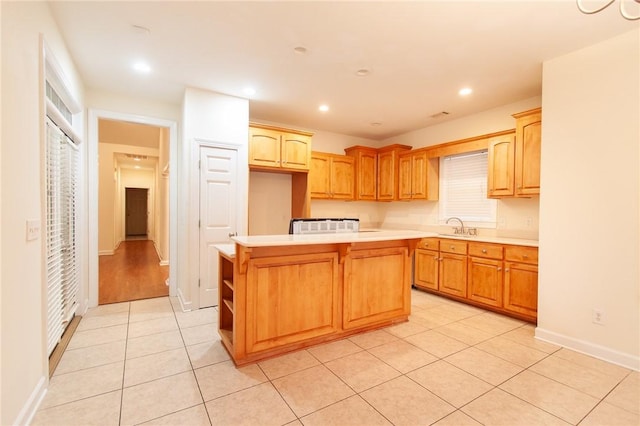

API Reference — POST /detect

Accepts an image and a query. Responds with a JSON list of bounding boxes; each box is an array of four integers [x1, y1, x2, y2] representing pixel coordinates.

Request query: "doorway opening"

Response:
[[97, 118, 170, 304]]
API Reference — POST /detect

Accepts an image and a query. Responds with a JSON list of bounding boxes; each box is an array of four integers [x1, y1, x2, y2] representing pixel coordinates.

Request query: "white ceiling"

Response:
[[49, 1, 638, 140]]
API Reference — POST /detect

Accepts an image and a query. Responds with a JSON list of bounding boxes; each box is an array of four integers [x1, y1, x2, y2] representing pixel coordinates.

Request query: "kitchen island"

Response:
[[216, 230, 433, 365]]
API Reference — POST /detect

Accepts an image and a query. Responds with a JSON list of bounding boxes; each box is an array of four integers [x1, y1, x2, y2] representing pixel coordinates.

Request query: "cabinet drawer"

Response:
[[505, 245, 538, 264], [468, 242, 503, 260], [440, 240, 467, 255], [417, 238, 439, 250]]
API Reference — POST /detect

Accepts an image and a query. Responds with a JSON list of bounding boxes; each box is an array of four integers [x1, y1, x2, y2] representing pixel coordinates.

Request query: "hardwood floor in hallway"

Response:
[[99, 240, 169, 305]]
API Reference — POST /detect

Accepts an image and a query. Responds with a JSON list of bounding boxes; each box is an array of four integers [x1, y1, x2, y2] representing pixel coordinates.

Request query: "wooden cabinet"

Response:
[[514, 108, 542, 196], [488, 108, 542, 198], [245, 252, 340, 354], [504, 246, 538, 318], [487, 133, 516, 197], [467, 242, 504, 308], [249, 123, 312, 172], [399, 150, 439, 200], [343, 246, 411, 329], [414, 238, 439, 290], [414, 238, 538, 322], [439, 240, 468, 298], [218, 250, 235, 348], [377, 144, 412, 201], [344, 146, 377, 201], [309, 152, 354, 199]]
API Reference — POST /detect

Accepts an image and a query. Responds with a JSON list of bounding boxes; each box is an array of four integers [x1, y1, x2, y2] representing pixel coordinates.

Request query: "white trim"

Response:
[[177, 287, 193, 312], [189, 138, 244, 310], [98, 250, 115, 256], [13, 376, 47, 426], [87, 109, 178, 307], [535, 327, 640, 371]]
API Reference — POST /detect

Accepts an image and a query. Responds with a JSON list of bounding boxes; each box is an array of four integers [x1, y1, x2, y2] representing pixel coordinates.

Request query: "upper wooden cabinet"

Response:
[[377, 144, 412, 201], [487, 132, 516, 197], [344, 146, 378, 201], [398, 150, 439, 200], [309, 152, 354, 200], [249, 123, 312, 172], [514, 108, 542, 196], [487, 108, 542, 198]]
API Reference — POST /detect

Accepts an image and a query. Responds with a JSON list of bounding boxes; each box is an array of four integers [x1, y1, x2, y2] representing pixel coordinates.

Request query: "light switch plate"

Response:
[[27, 220, 41, 241]]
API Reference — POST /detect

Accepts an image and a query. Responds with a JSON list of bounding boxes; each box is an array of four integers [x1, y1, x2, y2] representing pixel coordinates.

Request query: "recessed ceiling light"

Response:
[[293, 46, 308, 54], [319, 104, 329, 112], [134, 165, 141, 169], [131, 24, 151, 36], [356, 68, 371, 77], [133, 61, 151, 74], [243, 87, 256, 96], [459, 87, 473, 96]]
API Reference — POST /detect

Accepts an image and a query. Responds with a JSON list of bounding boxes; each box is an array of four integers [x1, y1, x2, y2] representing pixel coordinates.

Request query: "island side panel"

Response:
[[343, 243, 412, 329], [245, 252, 340, 354]]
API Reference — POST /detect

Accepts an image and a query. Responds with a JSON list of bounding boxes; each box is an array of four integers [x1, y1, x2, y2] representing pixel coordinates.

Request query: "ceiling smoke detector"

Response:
[[430, 111, 450, 119]]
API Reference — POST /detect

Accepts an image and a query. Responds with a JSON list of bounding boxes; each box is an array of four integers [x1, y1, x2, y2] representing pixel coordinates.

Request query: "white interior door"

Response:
[[199, 146, 237, 308]]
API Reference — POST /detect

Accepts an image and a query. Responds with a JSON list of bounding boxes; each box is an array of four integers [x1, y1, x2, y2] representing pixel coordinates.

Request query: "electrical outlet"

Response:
[[592, 308, 605, 325], [525, 217, 533, 228]]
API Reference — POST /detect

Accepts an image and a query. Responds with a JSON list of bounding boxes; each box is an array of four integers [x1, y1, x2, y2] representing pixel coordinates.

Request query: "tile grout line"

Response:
[[118, 301, 132, 426]]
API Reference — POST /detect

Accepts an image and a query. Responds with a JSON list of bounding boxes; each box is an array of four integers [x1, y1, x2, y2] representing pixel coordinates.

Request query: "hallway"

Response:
[[99, 240, 169, 305]]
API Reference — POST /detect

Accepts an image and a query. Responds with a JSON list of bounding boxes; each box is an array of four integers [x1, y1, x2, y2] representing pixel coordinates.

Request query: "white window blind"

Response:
[[439, 150, 496, 225], [45, 117, 79, 356]]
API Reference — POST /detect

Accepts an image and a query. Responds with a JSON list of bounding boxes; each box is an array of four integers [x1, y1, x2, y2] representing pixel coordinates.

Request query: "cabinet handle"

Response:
[[482, 249, 487, 253], [439, 257, 443, 261], [523, 254, 528, 258], [450, 246, 455, 250], [498, 267, 502, 271], [433, 256, 438, 260], [505, 268, 510, 272]]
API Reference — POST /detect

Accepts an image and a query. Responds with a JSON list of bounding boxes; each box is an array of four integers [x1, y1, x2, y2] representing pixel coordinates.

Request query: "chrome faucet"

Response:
[[446, 217, 465, 235]]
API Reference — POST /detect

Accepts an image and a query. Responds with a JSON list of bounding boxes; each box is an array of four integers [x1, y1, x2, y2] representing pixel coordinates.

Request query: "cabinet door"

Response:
[[377, 150, 396, 200], [439, 252, 467, 298], [398, 154, 413, 200], [355, 150, 377, 200], [468, 257, 503, 308], [330, 156, 355, 200], [309, 153, 331, 199], [487, 134, 515, 197], [344, 246, 410, 329], [246, 252, 340, 353], [411, 151, 429, 199], [249, 127, 281, 168], [414, 249, 439, 290], [504, 261, 538, 318], [281, 132, 311, 170], [515, 112, 541, 196]]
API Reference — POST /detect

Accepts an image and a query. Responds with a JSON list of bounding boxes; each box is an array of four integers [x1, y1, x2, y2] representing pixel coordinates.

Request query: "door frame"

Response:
[[187, 138, 246, 310], [88, 109, 178, 307]]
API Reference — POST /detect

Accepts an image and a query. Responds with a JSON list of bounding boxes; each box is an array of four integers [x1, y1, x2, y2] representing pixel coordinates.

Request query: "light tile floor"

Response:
[[32, 290, 639, 426]]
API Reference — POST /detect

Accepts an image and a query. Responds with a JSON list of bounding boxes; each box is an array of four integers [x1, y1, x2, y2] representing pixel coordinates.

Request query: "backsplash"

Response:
[[311, 197, 539, 240]]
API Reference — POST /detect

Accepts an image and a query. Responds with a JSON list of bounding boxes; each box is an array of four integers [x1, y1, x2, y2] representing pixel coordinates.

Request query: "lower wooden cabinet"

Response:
[[503, 246, 539, 318], [414, 238, 538, 322], [343, 246, 411, 329], [245, 252, 340, 353]]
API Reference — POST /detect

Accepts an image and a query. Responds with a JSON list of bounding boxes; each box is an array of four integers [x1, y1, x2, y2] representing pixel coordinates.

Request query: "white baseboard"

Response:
[[153, 241, 169, 266], [98, 250, 114, 256], [159, 260, 169, 266], [535, 327, 640, 371], [177, 288, 193, 312], [14, 375, 47, 426]]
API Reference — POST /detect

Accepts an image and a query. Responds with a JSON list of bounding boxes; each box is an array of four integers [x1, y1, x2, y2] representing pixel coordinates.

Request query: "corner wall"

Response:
[[537, 29, 639, 369], [1, 2, 85, 424]]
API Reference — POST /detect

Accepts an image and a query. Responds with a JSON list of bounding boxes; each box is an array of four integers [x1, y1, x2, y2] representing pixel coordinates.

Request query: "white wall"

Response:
[[181, 87, 249, 310], [1, 2, 85, 424], [537, 29, 639, 370]]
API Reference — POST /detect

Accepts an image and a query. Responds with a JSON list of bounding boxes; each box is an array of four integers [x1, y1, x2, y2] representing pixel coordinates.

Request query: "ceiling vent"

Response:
[[430, 111, 450, 119]]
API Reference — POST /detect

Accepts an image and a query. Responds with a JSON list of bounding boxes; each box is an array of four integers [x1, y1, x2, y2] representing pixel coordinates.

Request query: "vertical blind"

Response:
[[46, 117, 79, 356], [439, 150, 496, 224]]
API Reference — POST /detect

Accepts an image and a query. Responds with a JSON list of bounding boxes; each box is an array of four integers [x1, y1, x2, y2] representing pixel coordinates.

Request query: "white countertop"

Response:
[[223, 230, 538, 250], [232, 229, 436, 248]]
